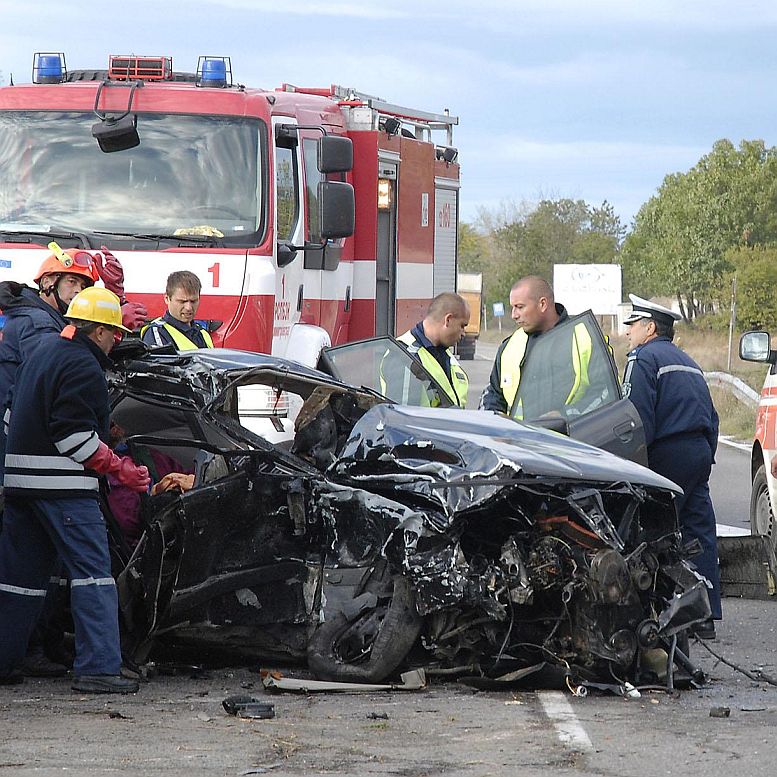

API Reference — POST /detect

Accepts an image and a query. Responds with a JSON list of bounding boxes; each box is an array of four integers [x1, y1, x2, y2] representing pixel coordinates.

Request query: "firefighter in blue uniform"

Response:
[[394, 292, 470, 408], [622, 294, 721, 639], [0, 287, 151, 691]]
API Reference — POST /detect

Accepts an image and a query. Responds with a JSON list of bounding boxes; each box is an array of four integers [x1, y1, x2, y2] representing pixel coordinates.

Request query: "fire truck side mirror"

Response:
[[319, 181, 355, 239], [277, 241, 298, 268], [92, 114, 140, 153], [318, 136, 353, 174]]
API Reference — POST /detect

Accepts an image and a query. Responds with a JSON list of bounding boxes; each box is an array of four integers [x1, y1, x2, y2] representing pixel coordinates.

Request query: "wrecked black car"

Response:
[[108, 338, 710, 688]]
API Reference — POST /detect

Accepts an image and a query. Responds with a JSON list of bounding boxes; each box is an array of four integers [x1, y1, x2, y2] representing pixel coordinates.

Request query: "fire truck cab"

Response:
[[0, 53, 460, 362]]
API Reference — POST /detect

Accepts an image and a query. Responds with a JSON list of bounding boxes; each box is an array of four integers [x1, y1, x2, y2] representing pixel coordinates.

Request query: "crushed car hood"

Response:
[[335, 404, 681, 512]]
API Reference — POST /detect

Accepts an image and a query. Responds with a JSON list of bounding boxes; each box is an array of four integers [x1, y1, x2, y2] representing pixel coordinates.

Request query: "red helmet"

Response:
[[34, 248, 99, 287]]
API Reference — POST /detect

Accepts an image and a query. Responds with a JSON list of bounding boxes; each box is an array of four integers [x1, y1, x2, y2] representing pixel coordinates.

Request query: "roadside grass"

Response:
[[480, 321, 761, 441]]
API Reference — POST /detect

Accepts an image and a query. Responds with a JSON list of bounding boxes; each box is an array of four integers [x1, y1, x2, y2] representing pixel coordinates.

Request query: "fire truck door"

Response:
[[272, 118, 305, 356], [376, 161, 397, 336]]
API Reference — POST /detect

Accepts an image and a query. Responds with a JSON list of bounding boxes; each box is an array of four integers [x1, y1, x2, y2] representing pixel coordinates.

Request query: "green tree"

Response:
[[726, 245, 777, 331], [623, 139, 777, 321], [485, 198, 622, 306]]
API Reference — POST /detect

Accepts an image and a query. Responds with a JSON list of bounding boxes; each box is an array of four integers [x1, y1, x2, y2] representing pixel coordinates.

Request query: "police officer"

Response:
[[481, 275, 594, 418], [394, 292, 470, 408], [142, 270, 213, 349], [0, 287, 150, 691], [622, 294, 721, 639]]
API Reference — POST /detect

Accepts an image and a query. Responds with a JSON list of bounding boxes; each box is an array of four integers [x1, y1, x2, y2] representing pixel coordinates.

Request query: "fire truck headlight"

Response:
[[33, 52, 66, 84], [377, 179, 393, 210]]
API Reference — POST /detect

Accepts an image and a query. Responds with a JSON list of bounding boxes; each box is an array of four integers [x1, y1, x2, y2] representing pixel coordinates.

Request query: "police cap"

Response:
[[623, 294, 681, 327]]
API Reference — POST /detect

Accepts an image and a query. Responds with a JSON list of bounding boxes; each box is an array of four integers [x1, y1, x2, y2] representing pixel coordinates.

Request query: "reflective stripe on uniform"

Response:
[[566, 324, 593, 405], [657, 364, 704, 378], [55, 430, 99, 462], [3, 474, 99, 490], [6, 454, 85, 470], [0, 582, 47, 597], [71, 576, 116, 588]]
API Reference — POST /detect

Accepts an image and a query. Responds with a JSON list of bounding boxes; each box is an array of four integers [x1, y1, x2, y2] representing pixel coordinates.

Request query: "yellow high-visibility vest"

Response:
[[395, 331, 469, 408], [499, 323, 592, 419], [141, 319, 214, 350]]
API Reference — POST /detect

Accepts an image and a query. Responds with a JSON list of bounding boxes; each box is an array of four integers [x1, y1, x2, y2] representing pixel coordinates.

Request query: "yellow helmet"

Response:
[[65, 287, 132, 333]]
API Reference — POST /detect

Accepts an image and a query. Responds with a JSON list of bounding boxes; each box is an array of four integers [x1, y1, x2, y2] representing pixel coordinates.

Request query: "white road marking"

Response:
[[538, 691, 593, 752]]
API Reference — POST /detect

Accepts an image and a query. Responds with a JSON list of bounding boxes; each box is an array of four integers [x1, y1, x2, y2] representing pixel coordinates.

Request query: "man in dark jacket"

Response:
[[622, 294, 721, 639], [0, 287, 150, 692]]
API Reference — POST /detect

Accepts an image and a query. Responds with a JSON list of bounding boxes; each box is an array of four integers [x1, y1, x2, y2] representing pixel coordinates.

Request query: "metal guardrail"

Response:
[[705, 371, 760, 409]]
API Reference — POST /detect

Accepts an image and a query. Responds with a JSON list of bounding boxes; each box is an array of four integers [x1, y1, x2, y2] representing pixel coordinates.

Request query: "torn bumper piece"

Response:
[[261, 668, 426, 693]]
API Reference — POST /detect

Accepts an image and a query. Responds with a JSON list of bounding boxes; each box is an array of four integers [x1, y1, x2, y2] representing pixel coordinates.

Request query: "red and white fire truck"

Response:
[[0, 53, 460, 362]]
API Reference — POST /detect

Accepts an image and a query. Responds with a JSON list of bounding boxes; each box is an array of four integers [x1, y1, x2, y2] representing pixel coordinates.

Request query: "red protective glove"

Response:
[[121, 301, 149, 331], [93, 246, 125, 301], [84, 441, 151, 493]]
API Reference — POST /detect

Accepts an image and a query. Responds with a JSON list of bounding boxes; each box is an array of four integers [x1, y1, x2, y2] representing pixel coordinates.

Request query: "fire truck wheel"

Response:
[[750, 464, 776, 549], [307, 575, 423, 683]]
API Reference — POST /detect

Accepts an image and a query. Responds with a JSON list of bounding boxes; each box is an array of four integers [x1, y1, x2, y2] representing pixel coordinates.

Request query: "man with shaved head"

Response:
[[395, 292, 470, 407], [481, 275, 582, 416]]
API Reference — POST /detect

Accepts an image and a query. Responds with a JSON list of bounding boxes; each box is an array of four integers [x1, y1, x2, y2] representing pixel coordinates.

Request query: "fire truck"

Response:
[[0, 53, 460, 362]]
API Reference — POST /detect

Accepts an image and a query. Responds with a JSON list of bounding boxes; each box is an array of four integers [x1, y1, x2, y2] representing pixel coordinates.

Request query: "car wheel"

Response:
[[750, 464, 776, 548], [307, 575, 423, 683]]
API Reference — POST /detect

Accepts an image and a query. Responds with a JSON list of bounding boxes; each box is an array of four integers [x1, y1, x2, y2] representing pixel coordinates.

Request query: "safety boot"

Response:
[[71, 675, 140, 694], [22, 647, 68, 678]]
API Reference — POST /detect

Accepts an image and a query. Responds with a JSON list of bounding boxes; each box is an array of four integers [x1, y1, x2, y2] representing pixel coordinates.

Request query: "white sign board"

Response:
[[553, 264, 622, 316], [492, 302, 505, 317]]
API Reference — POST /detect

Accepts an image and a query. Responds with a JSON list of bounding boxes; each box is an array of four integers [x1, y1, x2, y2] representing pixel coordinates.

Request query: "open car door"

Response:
[[511, 310, 647, 465], [319, 336, 456, 409]]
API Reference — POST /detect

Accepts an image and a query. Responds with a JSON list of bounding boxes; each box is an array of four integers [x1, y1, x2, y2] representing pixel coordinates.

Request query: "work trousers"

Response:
[[649, 436, 722, 619], [0, 496, 122, 676]]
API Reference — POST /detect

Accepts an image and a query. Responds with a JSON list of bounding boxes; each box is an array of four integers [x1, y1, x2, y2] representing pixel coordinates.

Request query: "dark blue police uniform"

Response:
[[623, 335, 722, 620]]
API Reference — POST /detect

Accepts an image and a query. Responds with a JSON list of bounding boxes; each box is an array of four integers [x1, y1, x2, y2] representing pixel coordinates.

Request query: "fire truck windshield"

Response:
[[0, 111, 265, 245]]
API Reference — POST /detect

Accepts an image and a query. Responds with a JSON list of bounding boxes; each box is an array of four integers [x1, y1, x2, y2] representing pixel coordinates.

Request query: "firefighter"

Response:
[[0, 246, 147, 435], [394, 292, 470, 408], [0, 287, 150, 691], [622, 294, 721, 639], [141, 271, 213, 349], [481, 276, 593, 418], [0, 247, 148, 677]]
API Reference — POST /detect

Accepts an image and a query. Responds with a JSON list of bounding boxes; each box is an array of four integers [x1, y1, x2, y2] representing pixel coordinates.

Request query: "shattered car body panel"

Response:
[[109, 345, 709, 686]]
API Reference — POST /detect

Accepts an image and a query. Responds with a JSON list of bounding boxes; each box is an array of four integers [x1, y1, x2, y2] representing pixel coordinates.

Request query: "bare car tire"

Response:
[[750, 464, 776, 549], [307, 575, 423, 683]]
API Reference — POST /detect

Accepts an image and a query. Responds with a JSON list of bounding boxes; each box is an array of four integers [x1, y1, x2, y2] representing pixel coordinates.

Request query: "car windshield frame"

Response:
[[0, 110, 268, 247], [321, 336, 456, 409]]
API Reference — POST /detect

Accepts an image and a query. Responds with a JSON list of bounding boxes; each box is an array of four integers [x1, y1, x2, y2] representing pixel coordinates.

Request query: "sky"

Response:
[[2, 0, 777, 229]]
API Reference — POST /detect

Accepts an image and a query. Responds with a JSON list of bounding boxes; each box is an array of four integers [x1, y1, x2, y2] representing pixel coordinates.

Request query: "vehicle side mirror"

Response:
[[740, 331, 775, 363], [277, 240, 298, 268], [92, 115, 140, 153], [319, 181, 355, 239], [318, 135, 353, 173]]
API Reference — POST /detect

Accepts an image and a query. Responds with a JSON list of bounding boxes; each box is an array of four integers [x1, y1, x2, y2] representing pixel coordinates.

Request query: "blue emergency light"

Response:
[[196, 56, 232, 88], [32, 52, 66, 84]]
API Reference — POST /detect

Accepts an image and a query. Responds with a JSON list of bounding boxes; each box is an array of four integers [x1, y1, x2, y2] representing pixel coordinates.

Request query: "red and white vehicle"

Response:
[[739, 330, 777, 550], [0, 53, 460, 363]]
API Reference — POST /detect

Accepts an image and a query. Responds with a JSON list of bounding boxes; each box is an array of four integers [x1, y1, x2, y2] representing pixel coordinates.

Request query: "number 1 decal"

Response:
[[208, 262, 220, 288]]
